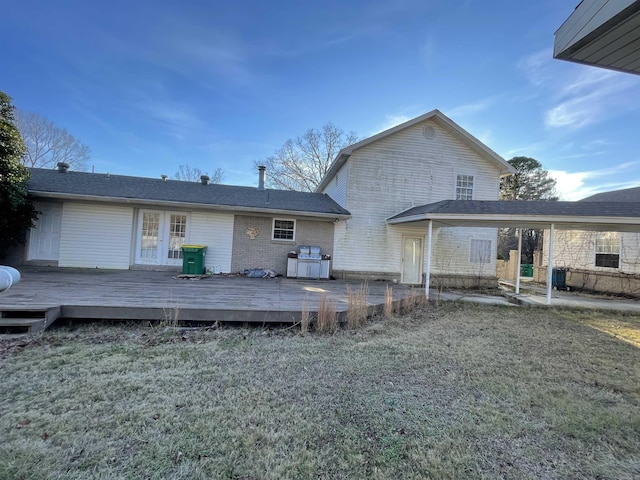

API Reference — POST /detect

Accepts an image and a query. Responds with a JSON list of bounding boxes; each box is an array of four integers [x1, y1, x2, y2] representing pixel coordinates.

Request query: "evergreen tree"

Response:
[[0, 91, 37, 255], [498, 157, 558, 263]]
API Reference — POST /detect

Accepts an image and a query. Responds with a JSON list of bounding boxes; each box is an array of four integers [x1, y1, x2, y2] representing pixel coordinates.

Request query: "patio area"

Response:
[[0, 267, 423, 331]]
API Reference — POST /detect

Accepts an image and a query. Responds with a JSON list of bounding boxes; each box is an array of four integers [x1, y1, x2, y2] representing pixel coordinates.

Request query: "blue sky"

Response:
[[4, 0, 640, 200]]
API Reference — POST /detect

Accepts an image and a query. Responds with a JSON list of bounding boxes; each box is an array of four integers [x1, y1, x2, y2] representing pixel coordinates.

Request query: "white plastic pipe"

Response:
[[0, 266, 21, 292]]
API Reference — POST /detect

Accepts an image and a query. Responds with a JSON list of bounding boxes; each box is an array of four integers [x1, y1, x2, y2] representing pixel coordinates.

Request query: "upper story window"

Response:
[[595, 232, 619, 268], [272, 219, 296, 241], [456, 175, 474, 200]]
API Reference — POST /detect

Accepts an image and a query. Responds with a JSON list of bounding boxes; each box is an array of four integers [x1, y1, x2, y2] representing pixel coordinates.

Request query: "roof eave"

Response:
[[30, 191, 351, 220]]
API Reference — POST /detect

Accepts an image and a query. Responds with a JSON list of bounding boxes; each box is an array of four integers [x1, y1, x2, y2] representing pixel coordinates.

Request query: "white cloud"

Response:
[[447, 97, 496, 118], [370, 114, 412, 135], [519, 49, 640, 132], [518, 49, 555, 87], [550, 161, 640, 200], [544, 73, 635, 130]]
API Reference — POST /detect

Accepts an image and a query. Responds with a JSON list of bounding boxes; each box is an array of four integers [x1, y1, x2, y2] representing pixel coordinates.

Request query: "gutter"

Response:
[[30, 191, 352, 221]]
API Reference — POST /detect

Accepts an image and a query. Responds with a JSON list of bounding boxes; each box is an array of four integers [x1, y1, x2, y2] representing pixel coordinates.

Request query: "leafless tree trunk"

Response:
[[15, 111, 90, 171], [174, 165, 225, 183], [258, 123, 358, 192]]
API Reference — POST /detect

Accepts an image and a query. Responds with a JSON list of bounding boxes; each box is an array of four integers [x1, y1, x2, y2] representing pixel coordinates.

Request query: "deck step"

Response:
[[0, 306, 61, 335]]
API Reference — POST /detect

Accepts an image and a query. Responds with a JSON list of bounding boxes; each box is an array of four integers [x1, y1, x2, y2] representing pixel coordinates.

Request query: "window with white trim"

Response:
[[456, 175, 474, 200], [272, 219, 296, 241], [470, 239, 491, 264], [595, 232, 619, 268]]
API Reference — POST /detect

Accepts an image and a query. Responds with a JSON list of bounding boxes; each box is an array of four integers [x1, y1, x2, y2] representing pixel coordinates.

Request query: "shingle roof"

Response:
[[28, 168, 351, 218], [580, 186, 640, 203], [389, 200, 640, 220]]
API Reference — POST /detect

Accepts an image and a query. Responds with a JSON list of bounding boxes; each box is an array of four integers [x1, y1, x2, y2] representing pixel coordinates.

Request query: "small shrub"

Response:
[[160, 305, 181, 328], [316, 295, 337, 333], [347, 283, 369, 329]]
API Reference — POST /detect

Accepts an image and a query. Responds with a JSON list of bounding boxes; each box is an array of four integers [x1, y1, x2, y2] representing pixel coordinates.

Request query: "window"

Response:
[[272, 219, 295, 241], [470, 239, 491, 264], [456, 175, 474, 200], [595, 232, 620, 268]]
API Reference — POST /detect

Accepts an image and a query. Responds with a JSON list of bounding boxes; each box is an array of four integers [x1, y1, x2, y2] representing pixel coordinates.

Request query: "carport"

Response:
[[388, 200, 640, 305]]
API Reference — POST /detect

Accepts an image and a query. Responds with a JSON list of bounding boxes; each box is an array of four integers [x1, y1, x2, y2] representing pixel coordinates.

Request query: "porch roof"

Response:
[[387, 199, 640, 232], [28, 168, 351, 220]]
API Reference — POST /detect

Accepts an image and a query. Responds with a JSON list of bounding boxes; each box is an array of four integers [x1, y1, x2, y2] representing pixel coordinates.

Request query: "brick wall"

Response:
[[231, 215, 335, 275]]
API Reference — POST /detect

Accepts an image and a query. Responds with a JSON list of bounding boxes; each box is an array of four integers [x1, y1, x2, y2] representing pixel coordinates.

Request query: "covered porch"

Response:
[[388, 199, 640, 305]]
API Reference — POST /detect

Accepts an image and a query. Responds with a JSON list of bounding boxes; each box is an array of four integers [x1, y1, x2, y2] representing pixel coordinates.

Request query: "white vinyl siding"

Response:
[[188, 211, 234, 273], [58, 203, 134, 269], [331, 119, 501, 275], [322, 162, 349, 207]]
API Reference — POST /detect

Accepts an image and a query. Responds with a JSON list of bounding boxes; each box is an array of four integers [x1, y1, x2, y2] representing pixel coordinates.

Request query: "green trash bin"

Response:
[[552, 267, 567, 290], [520, 264, 533, 277], [181, 245, 207, 274]]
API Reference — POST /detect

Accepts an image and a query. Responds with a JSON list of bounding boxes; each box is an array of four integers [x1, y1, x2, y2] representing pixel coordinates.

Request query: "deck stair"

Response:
[[0, 306, 61, 335]]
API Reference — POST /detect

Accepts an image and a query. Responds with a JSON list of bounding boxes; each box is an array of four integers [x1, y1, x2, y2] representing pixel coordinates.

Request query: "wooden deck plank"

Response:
[[0, 268, 419, 323]]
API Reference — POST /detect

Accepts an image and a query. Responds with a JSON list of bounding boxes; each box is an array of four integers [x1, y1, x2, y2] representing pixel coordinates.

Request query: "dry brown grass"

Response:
[[346, 283, 369, 329], [1, 304, 639, 479], [315, 295, 337, 333], [401, 287, 423, 313], [384, 285, 395, 318], [300, 295, 310, 336]]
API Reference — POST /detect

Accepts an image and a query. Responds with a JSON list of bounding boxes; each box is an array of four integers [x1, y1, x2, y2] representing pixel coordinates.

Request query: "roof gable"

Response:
[[27, 168, 351, 219], [317, 109, 515, 192]]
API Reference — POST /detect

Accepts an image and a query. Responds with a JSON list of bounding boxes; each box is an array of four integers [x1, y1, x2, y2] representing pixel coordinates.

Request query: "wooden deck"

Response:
[[0, 267, 421, 330]]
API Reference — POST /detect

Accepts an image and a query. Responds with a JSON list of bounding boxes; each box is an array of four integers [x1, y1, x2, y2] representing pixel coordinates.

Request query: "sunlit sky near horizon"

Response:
[[4, 0, 640, 201]]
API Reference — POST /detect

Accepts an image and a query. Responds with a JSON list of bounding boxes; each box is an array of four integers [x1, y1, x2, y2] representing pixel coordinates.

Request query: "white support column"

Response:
[[425, 220, 433, 300], [515, 228, 522, 294], [546, 223, 555, 305]]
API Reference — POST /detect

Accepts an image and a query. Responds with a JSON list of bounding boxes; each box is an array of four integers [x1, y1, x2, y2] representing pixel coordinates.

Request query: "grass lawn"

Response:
[[1, 303, 639, 479]]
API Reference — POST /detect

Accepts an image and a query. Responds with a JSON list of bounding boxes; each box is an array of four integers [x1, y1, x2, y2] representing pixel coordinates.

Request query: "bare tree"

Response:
[[15, 111, 90, 171], [174, 165, 225, 183], [258, 123, 358, 192]]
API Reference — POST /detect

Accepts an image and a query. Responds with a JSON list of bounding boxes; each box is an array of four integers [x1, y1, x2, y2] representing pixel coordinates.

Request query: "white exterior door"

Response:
[[402, 236, 423, 284], [28, 202, 63, 261], [136, 210, 188, 265]]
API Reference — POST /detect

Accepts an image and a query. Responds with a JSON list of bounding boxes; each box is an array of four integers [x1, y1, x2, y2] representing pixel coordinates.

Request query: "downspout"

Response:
[[515, 228, 522, 294], [546, 224, 555, 305], [425, 220, 433, 300]]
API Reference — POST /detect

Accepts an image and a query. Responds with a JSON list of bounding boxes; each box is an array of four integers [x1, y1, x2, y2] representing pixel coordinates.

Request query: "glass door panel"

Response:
[[140, 212, 160, 260], [167, 214, 187, 261]]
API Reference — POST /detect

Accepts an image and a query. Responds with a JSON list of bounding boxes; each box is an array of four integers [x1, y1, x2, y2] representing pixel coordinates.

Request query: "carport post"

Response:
[[425, 220, 433, 300], [546, 223, 555, 305], [515, 228, 522, 294]]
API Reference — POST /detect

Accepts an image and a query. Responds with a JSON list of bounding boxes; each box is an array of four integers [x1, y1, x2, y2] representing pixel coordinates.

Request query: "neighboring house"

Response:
[[16, 109, 516, 287], [542, 186, 640, 296], [20, 166, 349, 275], [317, 110, 515, 286]]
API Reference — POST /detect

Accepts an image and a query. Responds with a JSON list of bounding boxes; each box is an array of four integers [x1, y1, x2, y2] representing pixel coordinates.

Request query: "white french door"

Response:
[[136, 210, 188, 265]]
